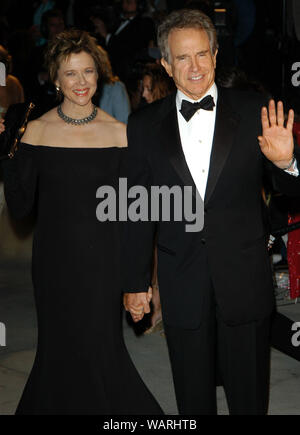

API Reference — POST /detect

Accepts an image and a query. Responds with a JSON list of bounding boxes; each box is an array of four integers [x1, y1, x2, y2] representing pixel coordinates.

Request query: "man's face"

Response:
[[161, 28, 217, 100], [48, 16, 65, 39], [122, 0, 137, 14]]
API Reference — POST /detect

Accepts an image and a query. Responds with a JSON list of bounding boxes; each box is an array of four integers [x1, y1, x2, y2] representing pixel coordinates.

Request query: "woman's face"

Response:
[[55, 51, 98, 107], [142, 75, 153, 104]]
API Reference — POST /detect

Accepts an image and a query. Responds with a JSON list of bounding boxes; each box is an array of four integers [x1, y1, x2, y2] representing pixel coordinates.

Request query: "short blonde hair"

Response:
[[45, 29, 103, 84]]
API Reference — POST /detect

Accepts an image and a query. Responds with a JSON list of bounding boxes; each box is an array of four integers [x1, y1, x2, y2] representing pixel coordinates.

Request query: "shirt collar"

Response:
[[120, 13, 135, 22], [176, 83, 218, 110]]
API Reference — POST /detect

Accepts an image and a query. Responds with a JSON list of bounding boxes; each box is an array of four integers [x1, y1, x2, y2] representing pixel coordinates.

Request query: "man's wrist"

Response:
[[281, 155, 296, 170], [273, 155, 294, 170]]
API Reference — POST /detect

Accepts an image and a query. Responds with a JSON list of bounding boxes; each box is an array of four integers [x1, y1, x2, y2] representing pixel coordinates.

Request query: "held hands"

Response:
[[123, 287, 153, 323], [258, 100, 294, 169]]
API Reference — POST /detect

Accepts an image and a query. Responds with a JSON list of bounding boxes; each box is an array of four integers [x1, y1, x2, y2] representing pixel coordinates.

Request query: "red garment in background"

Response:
[[288, 214, 300, 299], [287, 124, 300, 299], [293, 122, 300, 147]]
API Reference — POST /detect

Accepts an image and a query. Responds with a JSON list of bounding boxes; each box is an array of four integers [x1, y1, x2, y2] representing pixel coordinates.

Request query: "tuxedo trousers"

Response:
[[164, 258, 271, 415]]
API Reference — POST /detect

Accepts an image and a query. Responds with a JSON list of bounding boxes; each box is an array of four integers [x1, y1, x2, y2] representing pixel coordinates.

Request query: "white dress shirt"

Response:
[[176, 83, 298, 202], [176, 83, 218, 200]]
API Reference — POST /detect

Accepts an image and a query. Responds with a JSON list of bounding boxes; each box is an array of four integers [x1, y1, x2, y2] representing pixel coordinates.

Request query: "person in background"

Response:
[[40, 7, 65, 42], [32, 0, 56, 46], [142, 62, 175, 104], [32, 8, 66, 75], [30, 9, 66, 113], [58, 0, 104, 30], [143, 0, 168, 18], [0, 45, 24, 119], [106, 0, 156, 84], [89, 13, 110, 48], [96, 45, 131, 124]]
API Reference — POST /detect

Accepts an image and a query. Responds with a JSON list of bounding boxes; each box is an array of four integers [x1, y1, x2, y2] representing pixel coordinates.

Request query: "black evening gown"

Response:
[[1, 143, 162, 415]]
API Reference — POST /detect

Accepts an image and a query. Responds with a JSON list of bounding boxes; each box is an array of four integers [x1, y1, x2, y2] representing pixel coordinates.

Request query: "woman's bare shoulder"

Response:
[[21, 107, 58, 145], [114, 121, 127, 148], [38, 107, 59, 123], [97, 109, 127, 148], [108, 120, 127, 148]]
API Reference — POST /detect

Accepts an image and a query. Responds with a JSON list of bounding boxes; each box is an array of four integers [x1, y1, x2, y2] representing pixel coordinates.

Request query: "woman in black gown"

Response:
[[1, 29, 162, 415]]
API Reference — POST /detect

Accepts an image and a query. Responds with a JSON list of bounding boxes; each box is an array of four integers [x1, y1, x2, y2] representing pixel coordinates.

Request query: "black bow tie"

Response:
[[180, 95, 215, 122]]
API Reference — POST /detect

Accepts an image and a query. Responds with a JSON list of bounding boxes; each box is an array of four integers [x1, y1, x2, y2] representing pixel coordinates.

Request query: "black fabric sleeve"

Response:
[[121, 115, 157, 293], [1, 146, 38, 219]]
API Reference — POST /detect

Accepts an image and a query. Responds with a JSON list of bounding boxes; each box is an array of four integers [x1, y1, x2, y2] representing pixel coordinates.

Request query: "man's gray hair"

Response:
[[157, 9, 218, 63]]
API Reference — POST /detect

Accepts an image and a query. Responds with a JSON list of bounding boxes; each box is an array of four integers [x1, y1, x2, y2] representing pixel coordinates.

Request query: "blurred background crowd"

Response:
[[1, 0, 300, 121]]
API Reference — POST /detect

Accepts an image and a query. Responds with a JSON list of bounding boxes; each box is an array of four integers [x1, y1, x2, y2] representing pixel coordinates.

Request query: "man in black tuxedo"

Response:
[[107, 0, 155, 82], [123, 9, 300, 415]]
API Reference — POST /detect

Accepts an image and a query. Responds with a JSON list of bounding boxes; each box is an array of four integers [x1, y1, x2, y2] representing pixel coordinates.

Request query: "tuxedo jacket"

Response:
[[123, 88, 300, 328], [107, 14, 155, 80]]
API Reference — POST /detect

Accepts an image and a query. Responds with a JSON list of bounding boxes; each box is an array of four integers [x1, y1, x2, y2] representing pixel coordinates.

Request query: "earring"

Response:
[[56, 85, 61, 94]]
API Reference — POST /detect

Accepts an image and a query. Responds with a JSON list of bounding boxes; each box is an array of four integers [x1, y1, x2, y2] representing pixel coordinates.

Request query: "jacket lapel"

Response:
[[204, 89, 240, 204], [158, 95, 197, 196], [157, 89, 239, 203]]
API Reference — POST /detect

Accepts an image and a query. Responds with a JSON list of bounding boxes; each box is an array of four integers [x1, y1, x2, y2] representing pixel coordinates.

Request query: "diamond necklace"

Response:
[[57, 105, 97, 126]]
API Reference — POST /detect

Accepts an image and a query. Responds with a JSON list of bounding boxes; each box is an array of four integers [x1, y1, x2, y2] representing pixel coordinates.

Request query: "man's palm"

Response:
[[258, 100, 294, 167]]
